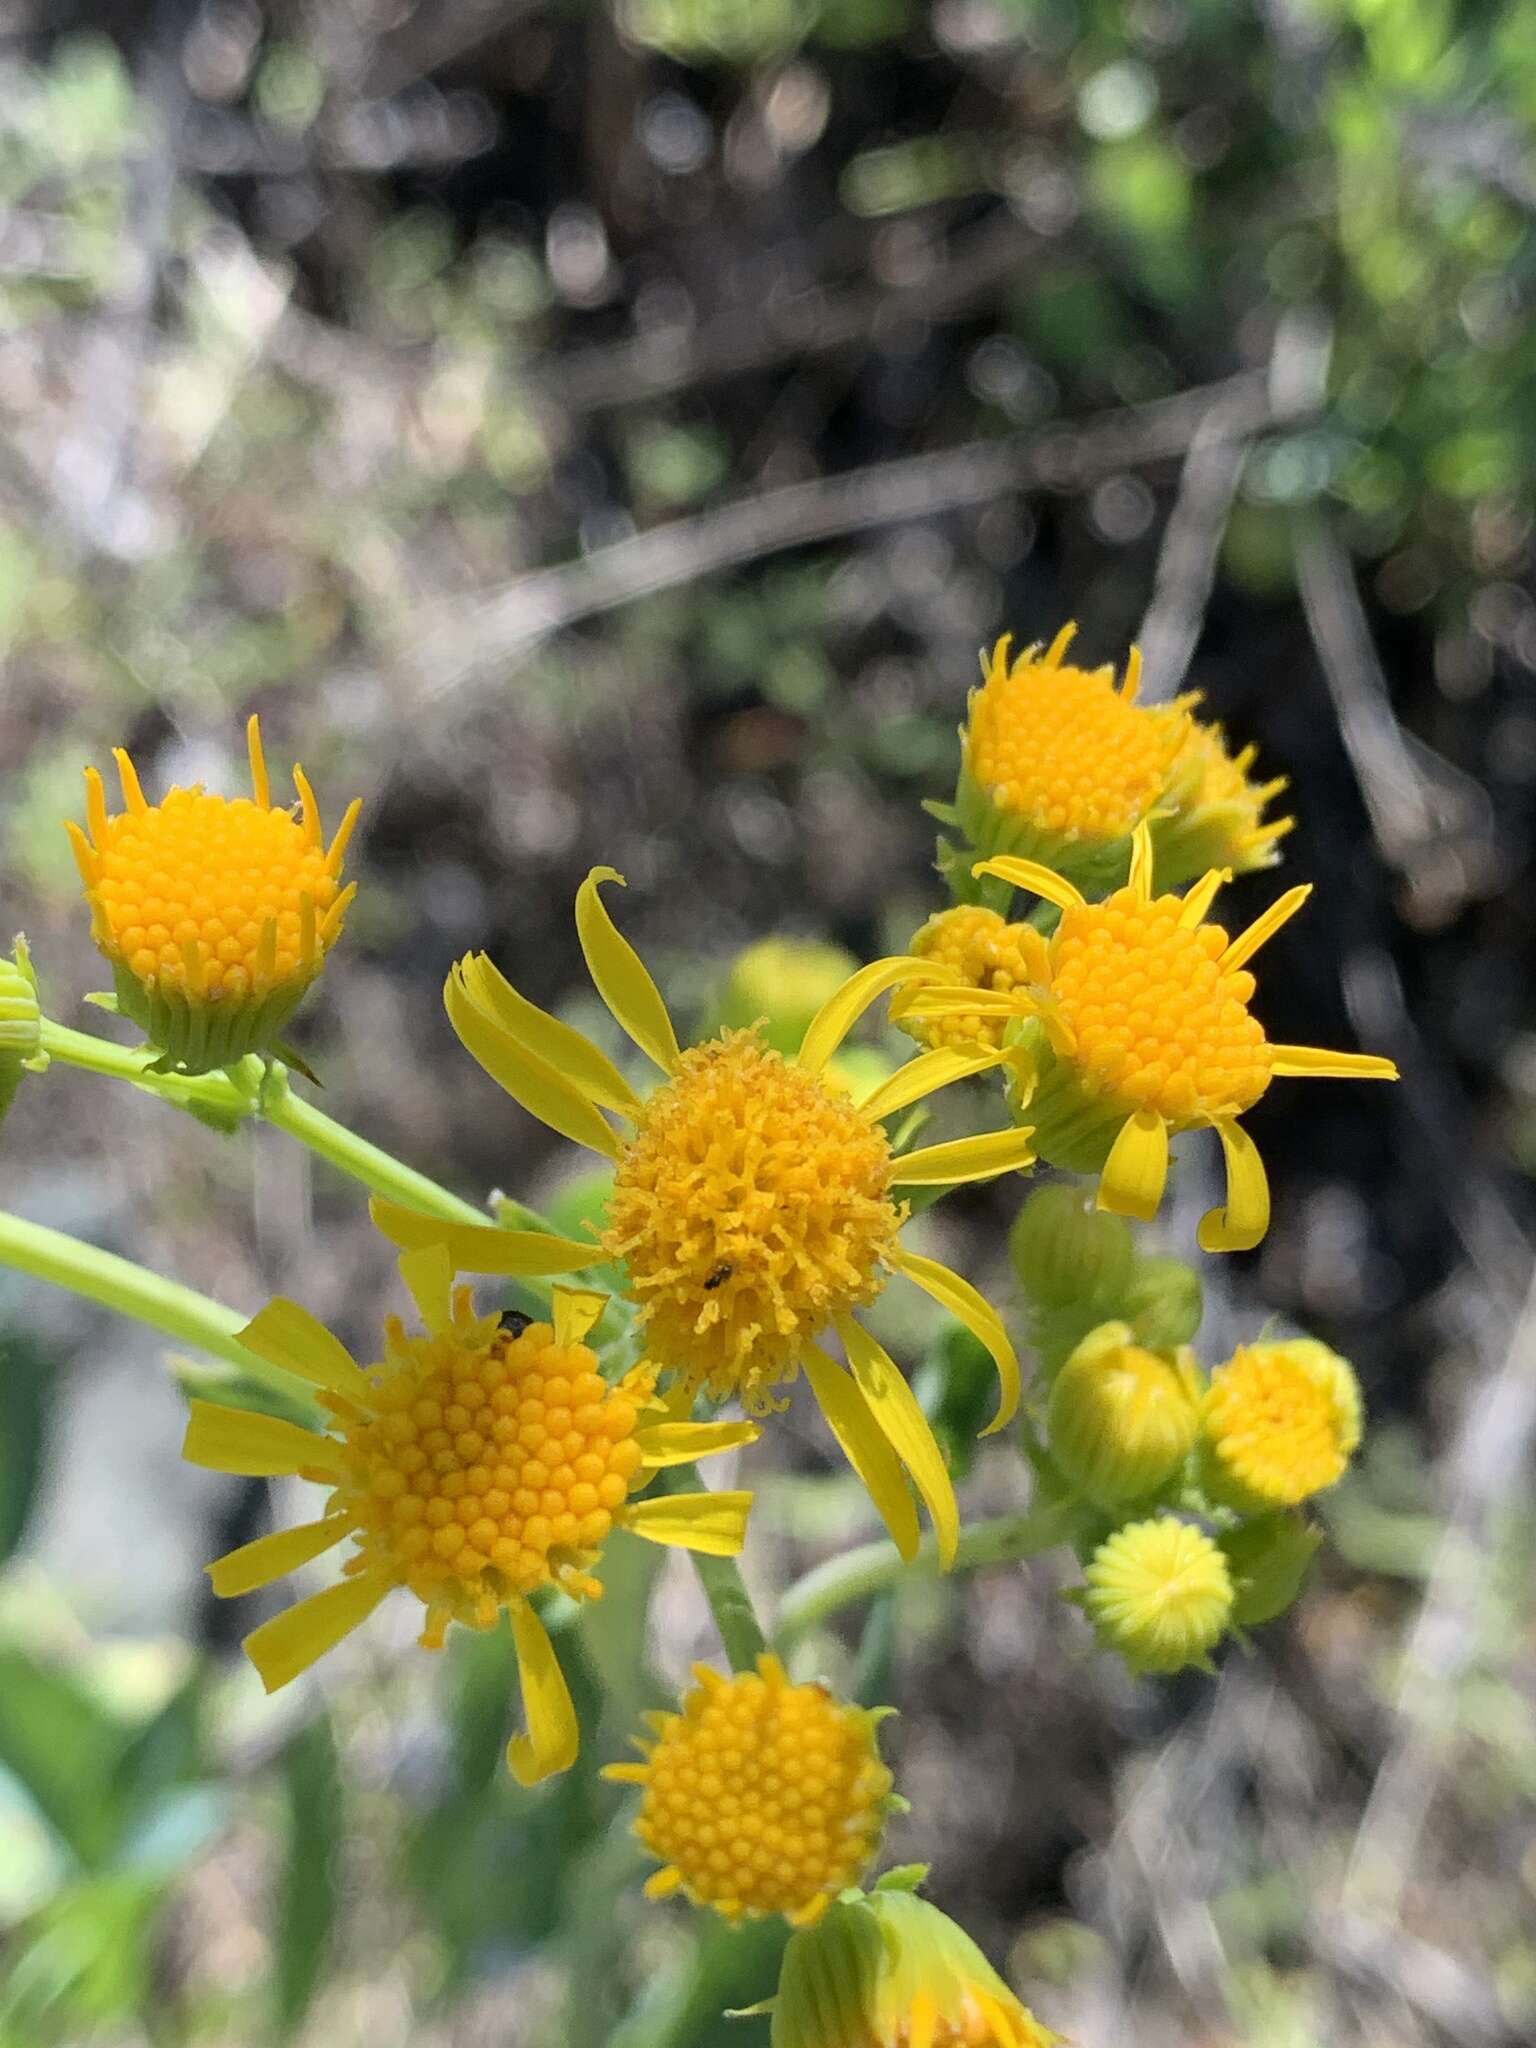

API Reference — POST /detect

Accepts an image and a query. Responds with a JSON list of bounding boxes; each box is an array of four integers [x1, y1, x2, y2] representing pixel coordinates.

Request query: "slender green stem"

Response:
[[0, 1206, 308, 1403], [659, 1463, 767, 1673], [262, 1079, 489, 1228], [774, 1505, 1073, 1649]]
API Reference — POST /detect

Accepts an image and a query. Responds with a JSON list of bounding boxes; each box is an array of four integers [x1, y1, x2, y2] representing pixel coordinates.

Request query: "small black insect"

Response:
[[499, 1308, 534, 1337], [703, 1263, 733, 1291]]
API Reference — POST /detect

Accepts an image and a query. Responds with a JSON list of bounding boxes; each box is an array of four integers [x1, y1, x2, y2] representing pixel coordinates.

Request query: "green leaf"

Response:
[[275, 1716, 343, 2037], [0, 1648, 128, 1870], [0, 1330, 56, 1565]]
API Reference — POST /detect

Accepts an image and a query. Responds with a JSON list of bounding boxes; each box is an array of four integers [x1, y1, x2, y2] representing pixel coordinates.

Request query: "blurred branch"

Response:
[[404, 369, 1296, 699]]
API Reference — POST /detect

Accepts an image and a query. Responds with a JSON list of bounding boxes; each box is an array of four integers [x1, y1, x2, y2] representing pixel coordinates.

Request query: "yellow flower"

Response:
[[65, 718, 361, 1074], [1046, 1320, 1202, 1510], [0, 937, 45, 1124], [944, 624, 1188, 892], [605, 1655, 894, 1927], [373, 868, 1037, 1568], [1081, 1514, 1233, 1675], [1154, 713, 1293, 887], [183, 1257, 754, 1785], [767, 1888, 1059, 2048], [1201, 1338, 1362, 1512], [904, 905, 1048, 1054], [901, 820, 1398, 1251]]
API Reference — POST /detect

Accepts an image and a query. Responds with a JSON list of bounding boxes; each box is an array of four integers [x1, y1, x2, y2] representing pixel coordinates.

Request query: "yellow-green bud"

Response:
[[0, 937, 45, 1124], [769, 1889, 1059, 2048], [1121, 1254, 1203, 1348], [1010, 1183, 1134, 1309], [1046, 1321, 1202, 1510], [1219, 1514, 1323, 1627], [1200, 1338, 1362, 1514], [721, 935, 862, 1058], [1081, 1515, 1233, 1675]]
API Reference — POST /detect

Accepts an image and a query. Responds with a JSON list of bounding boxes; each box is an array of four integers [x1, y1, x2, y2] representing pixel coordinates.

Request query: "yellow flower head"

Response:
[[904, 905, 1048, 1054], [901, 821, 1398, 1251], [1081, 1514, 1233, 1675], [1201, 1338, 1362, 1512], [65, 718, 360, 1074], [770, 1888, 1059, 2048], [605, 1655, 894, 1927], [0, 936, 45, 1124], [374, 868, 1038, 1570], [183, 1258, 754, 1785], [956, 624, 1188, 881], [1046, 1321, 1203, 1510], [1154, 712, 1293, 887]]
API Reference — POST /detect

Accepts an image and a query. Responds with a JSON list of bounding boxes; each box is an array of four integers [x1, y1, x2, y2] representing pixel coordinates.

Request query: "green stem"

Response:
[[0, 1206, 309, 1403], [660, 1463, 767, 1673], [262, 1080, 489, 1228], [774, 1505, 1073, 1649]]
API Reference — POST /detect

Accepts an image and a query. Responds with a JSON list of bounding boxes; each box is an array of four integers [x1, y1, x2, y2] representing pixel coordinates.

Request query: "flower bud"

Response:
[[1010, 1183, 1134, 1310], [1046, 1321, 1202, 1510], [1219, 1513, 1323, 1627], [720, 935, 862, 1058], [1120, 1254, 1204, 1349], [0, 936, 45, 1124], [1200, 1338, 1362, 1513], [1081, 1514, 1233, 1675]]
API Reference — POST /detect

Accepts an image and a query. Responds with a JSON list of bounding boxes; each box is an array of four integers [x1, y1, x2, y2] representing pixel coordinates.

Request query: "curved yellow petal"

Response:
[[369, 1198, 598, 1276], [1221, 884, 1312, 972], [797, 956, 941, 1075], [801, 1340, 921, 1560], [636, 1419, 760, 1469], [552, 1284, 608, 1348], [182, 1400, 346, 1479], [457, 951, 642, 1117], [890, 1248, 1021, 1436], [622, 1491, 753, 1555], [1178, 867, 1230, 928], [244, 1572, 389, 1694], [238, 1298, 373, 1405], [1044, 620, 1077, 667], [835, 1317, 958, 1570], [1198, 1117, 1270, 1253], [246, 714, 271, 809], [893, 1126, 1037, 1186], [1127, 821, 1155, 902], [507, 1599, 580, 1786], [890, 987, 1025, 1020], [206, 1514, 353, 1598], [856, 1042, 1009, 1122], [446, 961, 621, 1160], [1097, 1109, 1169, 1223], [1267, 1045, 1399, 1081], [575, 867, 681, 1075], [397, 1245, 453, 1335], [969, 856, 1085, 914]]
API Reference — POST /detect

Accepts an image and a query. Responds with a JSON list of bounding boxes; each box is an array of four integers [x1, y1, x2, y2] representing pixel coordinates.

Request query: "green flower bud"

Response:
[[1219, 1514, 1323, 1627], [1121, 1254, 1204, 1348], [1081, 1514, 1233, 1675], [1046, 1321, 1202, 1510], [0, 937, 45, 1123], [1010, 1183, 1134, 1310], [720, 935, 862, 1057]]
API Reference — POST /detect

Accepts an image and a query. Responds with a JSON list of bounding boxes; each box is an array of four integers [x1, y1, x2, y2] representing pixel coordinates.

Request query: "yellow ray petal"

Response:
[[1127, 821, 1156, 902], [325, 797, 362, 878], [84, 764, 109, 845], [893, 1126, 1037, 1186], [552, 1284, 608, 1347], [446, 961, 621, 1160], [293, 764, 323, 848], [891, 987, 1027, 1019], [797, 956, 940, 1075], [206, 1514, 353, 1598], [398, 1245, 454, 1335], [856, 1042, 1009, 1123], [246, 714, 270, 809], [835, 1317, 958, 1569], [1198, 1116, 1270, 1253], [457, 952, 642, 1117], [1267, 1045, 1400, 1081], [622, 1491, 753, 1555], [636, 1419, 760, 1468], [1121, 641, 1143, 701], [890, 1247, 1021, 1436], [1221, 884, 1312, 972], [113, 747, 147, 814], [1044, 620, 1077, 667], [238, 1298, 373, 1404], [182, 1400, 346, 1479], [243, 1572, 389, 1694], [970, 856, 1086, 914], [507, 1599, 580, 1786], [574, 867, 681, 1075], [369, 1198, 598, 1276], [909, 1990, 939, 2048], [800, 1340, 920, 1560], [1178, 867, 1230, 927], [1097, 1108, 1169, 1223]]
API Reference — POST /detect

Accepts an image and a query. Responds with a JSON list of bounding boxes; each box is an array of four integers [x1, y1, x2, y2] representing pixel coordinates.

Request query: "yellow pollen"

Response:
[[1203, 1340, 1362, 1509], [602, 1028, 901, 1410], [1049, 887, 1272, 1123], [967, 637, 1184, 844], [330, 1318, 646, 1631], [907, 906, 1047, 1053], [618, 1656, 891, 1925]]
